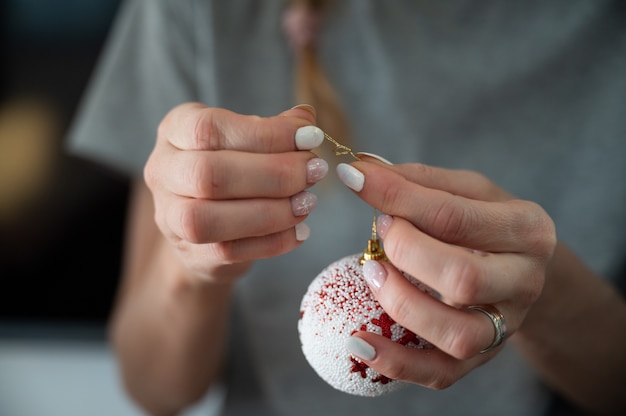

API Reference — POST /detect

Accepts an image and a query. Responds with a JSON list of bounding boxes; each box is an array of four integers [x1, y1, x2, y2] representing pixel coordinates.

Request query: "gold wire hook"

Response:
[[321, 131, 388, 265], [323, 132, 361, 160]]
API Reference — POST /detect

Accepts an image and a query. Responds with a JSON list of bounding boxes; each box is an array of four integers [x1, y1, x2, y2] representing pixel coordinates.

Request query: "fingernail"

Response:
[[291, 103, 316, 117], [362, 260, 387, 291], [295, 222, 311, 241], [295, 125, 324, 150], [356, 152, 394, 165], [290, 191, 318, 216], [346, 336, 376, 361], [376, 214, 393, 238], [336, 163, 364, 192], [306, 158, 328, 184]]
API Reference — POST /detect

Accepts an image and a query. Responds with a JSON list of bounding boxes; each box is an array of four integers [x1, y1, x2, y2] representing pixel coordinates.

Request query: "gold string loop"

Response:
[[323, 132, 360, 160], [321, 131, 388, 265]]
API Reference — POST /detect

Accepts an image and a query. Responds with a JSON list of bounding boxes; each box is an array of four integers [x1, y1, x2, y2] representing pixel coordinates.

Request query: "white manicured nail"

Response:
[[295, 125, 324, 150], [356, 152, 393, 165], [336, 163, 364, 192], [346, 336, 376, 361], [295, 222, 311, 241]]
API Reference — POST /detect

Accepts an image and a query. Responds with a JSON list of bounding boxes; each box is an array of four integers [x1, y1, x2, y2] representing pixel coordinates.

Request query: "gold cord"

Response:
[[321, 131, 388, 265], [323, 132, 360, 160]]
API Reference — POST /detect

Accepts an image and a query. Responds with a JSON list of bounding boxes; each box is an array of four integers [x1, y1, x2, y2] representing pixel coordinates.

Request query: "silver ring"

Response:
[[468, 304, 507, 354]]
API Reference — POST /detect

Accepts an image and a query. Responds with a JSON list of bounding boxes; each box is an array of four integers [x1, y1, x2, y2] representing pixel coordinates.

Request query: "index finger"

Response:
[[349, 161, 555, 255], [356, 154, 512, 202], [158, 103, 322, 153]]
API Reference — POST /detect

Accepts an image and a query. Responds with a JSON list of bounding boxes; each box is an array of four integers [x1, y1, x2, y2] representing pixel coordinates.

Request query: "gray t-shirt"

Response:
[[67, 1, 626, 415]]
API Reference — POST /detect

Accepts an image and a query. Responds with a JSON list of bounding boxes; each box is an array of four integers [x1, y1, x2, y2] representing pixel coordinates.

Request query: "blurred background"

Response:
[[0, 0, 139, 414]]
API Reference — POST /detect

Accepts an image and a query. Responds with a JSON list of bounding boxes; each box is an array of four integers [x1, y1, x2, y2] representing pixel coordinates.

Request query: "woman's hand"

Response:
[[338, 156, 557, 389], [143, 103, 328, 283]]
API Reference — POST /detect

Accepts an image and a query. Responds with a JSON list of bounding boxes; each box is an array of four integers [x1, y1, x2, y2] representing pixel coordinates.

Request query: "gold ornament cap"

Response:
[[359, 237, 389, 265], [359, 213, 389, 265]]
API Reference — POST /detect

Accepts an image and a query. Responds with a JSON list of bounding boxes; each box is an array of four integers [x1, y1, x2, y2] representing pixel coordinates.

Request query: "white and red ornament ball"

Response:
[[298, 253, 434, 397]]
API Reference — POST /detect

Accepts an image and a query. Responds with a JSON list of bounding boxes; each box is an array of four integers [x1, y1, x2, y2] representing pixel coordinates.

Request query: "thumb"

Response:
[[279, 104, 324, 151]]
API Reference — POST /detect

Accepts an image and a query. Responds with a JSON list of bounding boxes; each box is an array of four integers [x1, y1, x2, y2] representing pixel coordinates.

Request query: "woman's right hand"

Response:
[[143, 103, 327, 284]]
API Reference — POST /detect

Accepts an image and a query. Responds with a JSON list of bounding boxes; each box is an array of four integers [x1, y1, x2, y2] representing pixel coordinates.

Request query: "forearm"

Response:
[[110, 239, 234, 415], [513, 242, 626, 415]]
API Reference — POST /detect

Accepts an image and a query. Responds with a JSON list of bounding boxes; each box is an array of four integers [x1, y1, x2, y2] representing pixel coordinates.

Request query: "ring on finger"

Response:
[[468, 304, 507, 354]]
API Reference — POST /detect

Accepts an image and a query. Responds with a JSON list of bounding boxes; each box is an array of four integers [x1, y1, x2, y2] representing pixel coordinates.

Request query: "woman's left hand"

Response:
[[337, 155, 557, 389]]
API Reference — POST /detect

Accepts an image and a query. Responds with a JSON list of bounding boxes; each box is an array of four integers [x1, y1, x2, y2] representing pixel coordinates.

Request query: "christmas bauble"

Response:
[[298, 253, 433, 397]]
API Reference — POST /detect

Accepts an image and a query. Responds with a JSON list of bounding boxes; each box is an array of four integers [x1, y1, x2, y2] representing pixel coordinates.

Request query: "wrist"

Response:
[[154, 241, 245, 302], [170, 263, 245, 300]]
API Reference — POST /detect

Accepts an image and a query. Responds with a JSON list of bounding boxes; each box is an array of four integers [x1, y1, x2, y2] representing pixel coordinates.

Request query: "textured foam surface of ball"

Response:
[[298, 253, 433, 397]]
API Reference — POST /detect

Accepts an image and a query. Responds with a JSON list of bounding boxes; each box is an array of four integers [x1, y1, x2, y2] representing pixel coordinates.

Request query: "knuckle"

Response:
[[534, 212, 557, 258], [267, 230, 292, 257], [521, 281, 543, 307], [158, 102, 201, 141], [408, 162, 431, 178], [192, 155, 221, 198], [404, 163, 434, 186], [176, 200, 209, 244], [384, 292, 414, 328], [253, 114, 290, 154], [193, 108, 222, 150], [511, 200, 557, 258], [143, 160, 157, 190], [209, 241, 239, 264], [443, 258, 483, 305], [380, 359, 410, 382], [379, 183, 405, 214], [517, 266, 546, 307], [272, 159, 300, 195], [430, 198, 473, 243], [426, 373, 456, 391], [527, 272, 546, 303], [440, 322, 481, 360]]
